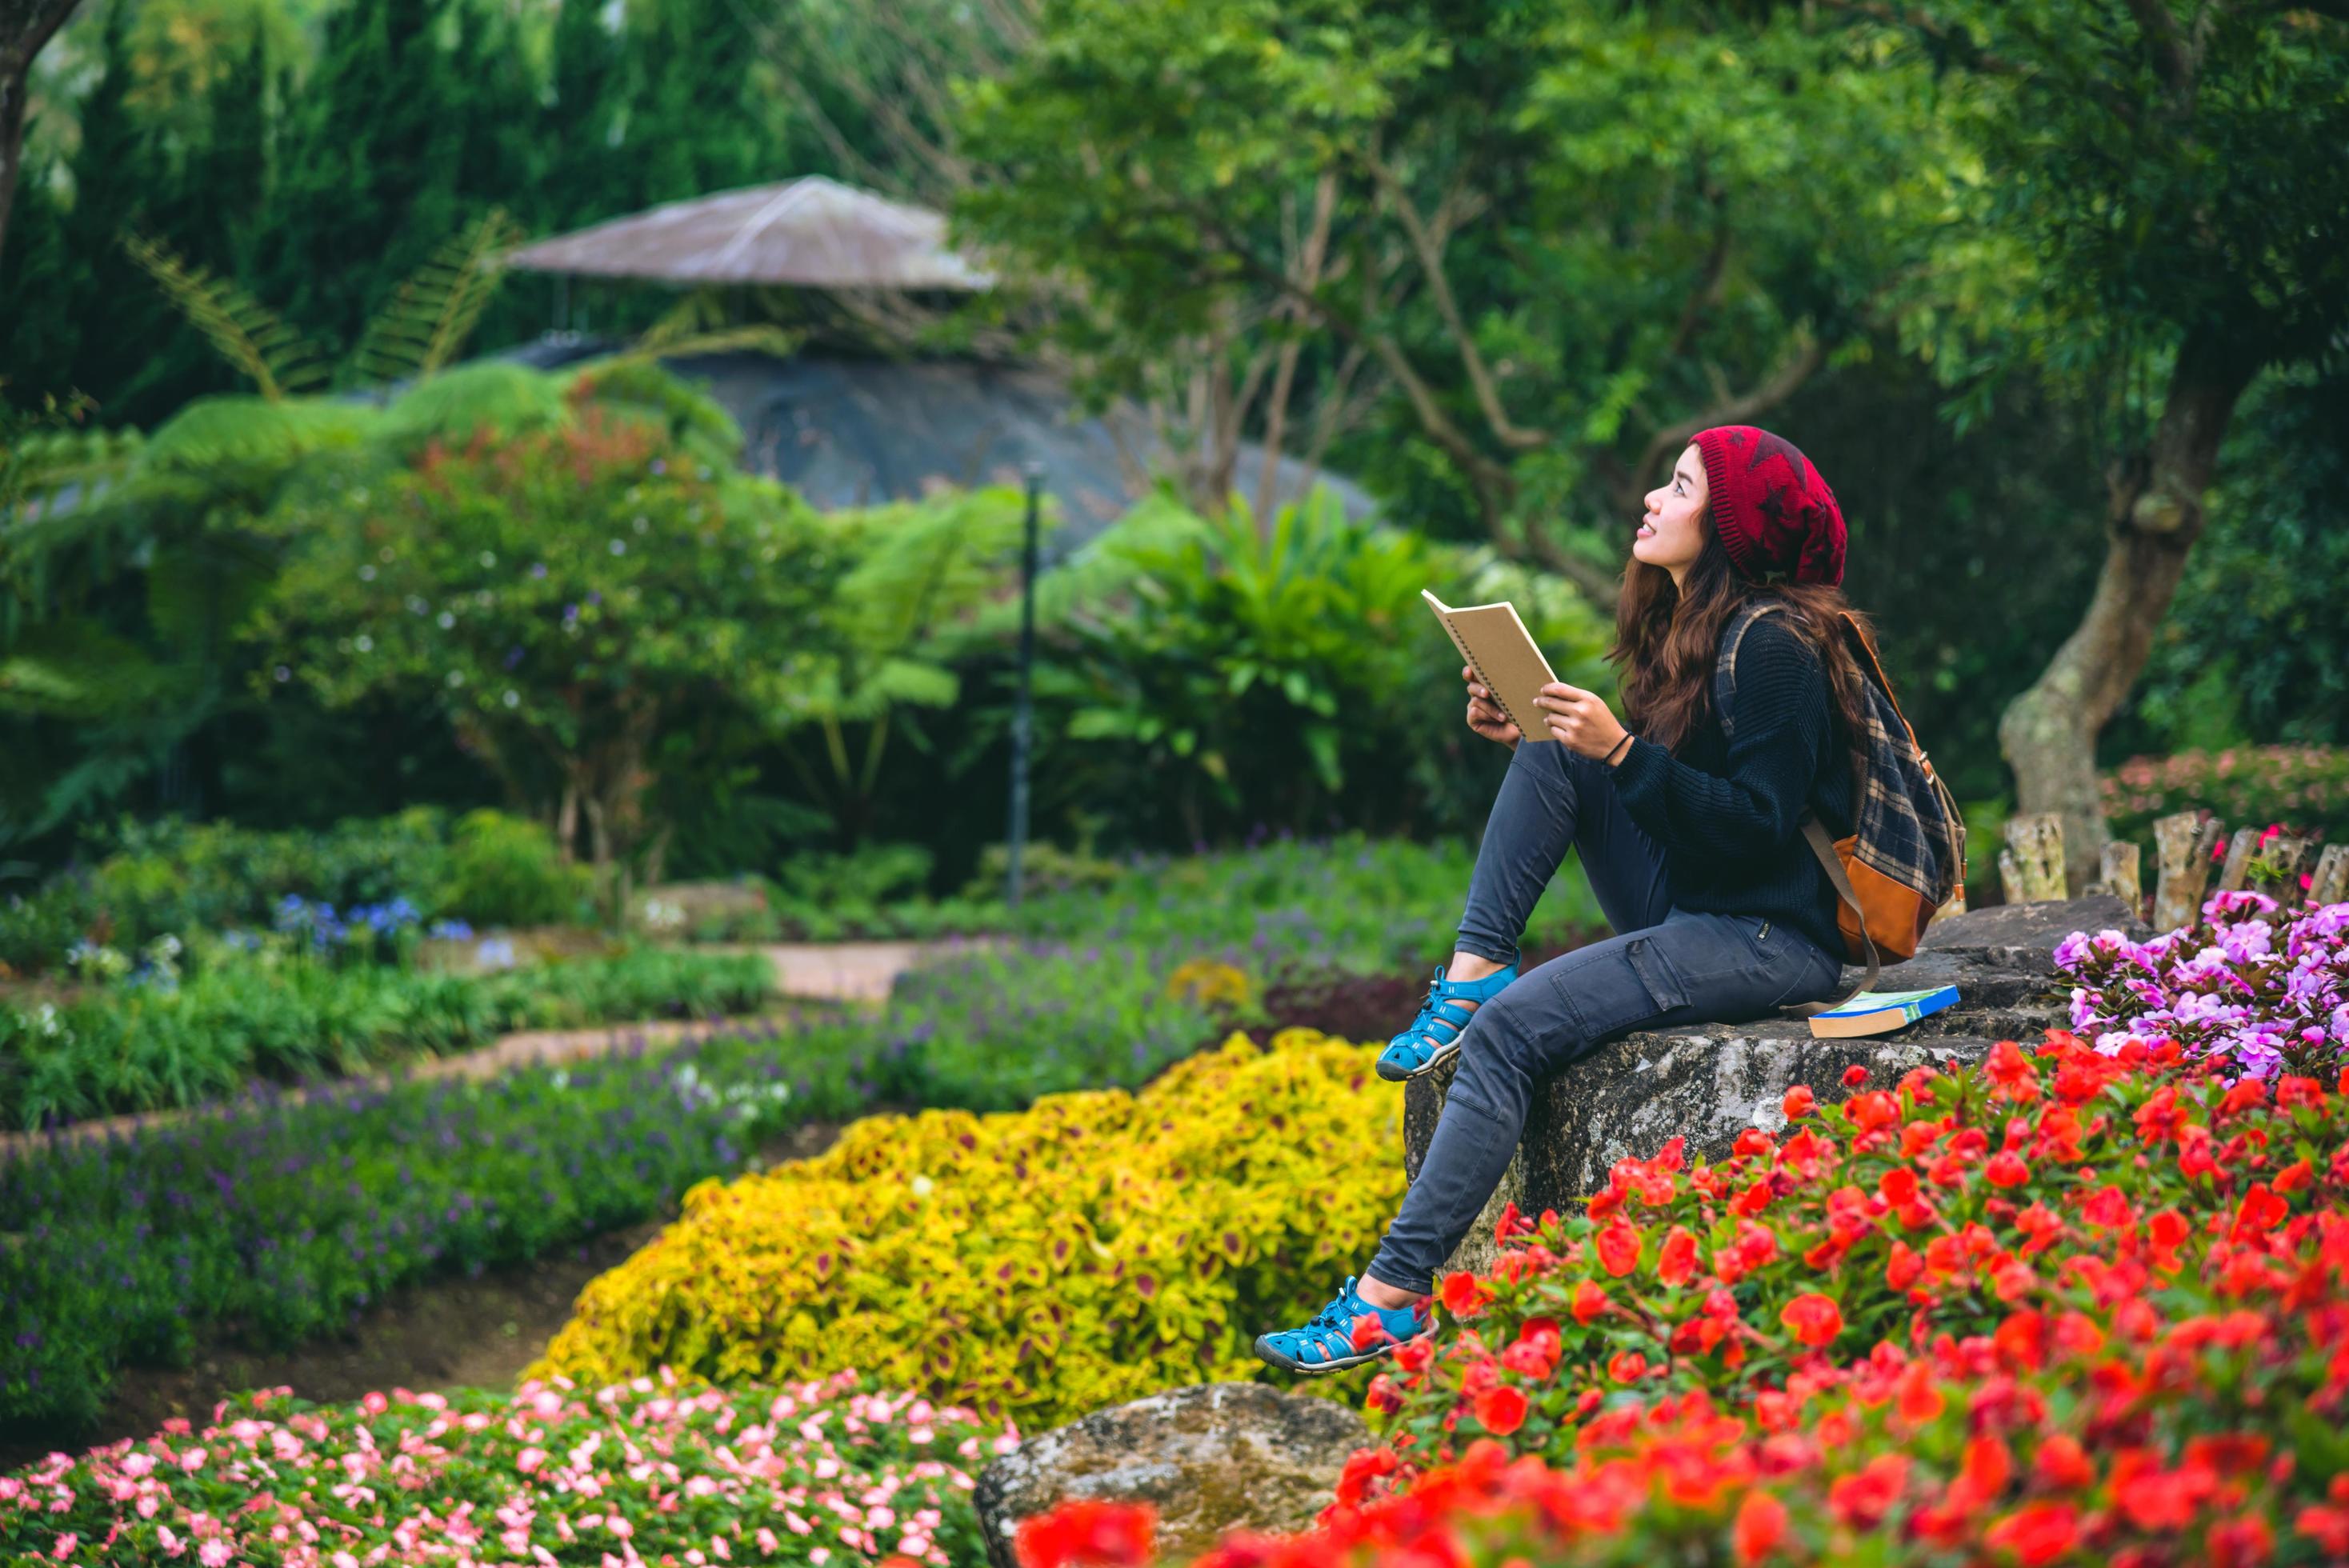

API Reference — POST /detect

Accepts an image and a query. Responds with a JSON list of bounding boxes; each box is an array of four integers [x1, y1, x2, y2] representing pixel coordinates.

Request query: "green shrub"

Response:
[[435, 808, 594, 927], [1029, 489, 1617, 842], [0, 807, 585, 976]]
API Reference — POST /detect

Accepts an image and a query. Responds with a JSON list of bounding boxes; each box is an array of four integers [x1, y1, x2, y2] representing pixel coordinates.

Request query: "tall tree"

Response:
[[951, 0, 1951, 587], [0, 0, 82, 271], [182, 26, 272, 279], [622, 0, 770, 206], [262, 0, 466, 360], [539, 0, 623, 229], [57, 0, 184, 422], [1863, 0, 2349, 892]]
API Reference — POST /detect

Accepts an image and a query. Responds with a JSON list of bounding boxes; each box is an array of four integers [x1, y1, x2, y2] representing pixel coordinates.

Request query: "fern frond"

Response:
[[585, 324, 806, 378], [0, 426, 141, 523], [641, 289, 736, 349], [349, 208, 529, 389], [122, 234, 330, 402]]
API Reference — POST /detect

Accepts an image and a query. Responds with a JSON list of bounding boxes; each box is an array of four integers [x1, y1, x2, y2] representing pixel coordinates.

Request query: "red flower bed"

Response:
[[1013, 1022, 2349, 1566]]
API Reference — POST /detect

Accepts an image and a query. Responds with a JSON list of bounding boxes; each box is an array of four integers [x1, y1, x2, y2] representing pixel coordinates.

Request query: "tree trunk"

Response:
[[1995, 326, 2263, 895], [0, 0, 84, 274], [555, 780, 580, 863]]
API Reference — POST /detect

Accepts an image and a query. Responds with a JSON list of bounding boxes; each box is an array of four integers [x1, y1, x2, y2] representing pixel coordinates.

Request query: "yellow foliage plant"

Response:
[[528, 1029, 1405, 1430]]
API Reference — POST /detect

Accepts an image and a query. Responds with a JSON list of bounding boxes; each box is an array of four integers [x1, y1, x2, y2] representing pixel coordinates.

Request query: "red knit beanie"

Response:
[[1690, 426, 1847, 588]]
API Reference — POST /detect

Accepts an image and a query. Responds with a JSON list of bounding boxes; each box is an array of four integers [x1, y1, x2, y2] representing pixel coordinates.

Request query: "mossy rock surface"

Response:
[[972, 1382, 1370, 1568]]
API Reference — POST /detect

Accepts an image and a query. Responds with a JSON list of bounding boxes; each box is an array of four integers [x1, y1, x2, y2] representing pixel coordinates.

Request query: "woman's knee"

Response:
[[1455, 977, 1575, 1095]]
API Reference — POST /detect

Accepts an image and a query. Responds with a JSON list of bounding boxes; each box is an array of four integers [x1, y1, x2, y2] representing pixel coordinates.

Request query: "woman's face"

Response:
[[1635, 443, 1710, 586]]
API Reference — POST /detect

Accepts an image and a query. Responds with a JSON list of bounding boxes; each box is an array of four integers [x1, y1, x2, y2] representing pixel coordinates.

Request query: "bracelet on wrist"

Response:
[[1604, 734, 1634, 766]]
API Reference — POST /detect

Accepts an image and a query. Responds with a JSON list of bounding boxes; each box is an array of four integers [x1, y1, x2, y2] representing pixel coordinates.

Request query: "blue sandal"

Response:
[[1376, 962, 1519, 1082], [1254, 1275, 1434, 1374]]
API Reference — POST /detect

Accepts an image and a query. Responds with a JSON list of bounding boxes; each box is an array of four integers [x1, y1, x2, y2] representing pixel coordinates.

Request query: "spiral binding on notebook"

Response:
[[1446, 618, 1519, 733]]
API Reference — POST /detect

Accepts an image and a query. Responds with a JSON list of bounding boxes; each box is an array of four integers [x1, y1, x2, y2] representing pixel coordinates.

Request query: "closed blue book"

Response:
[[1807, 984, 1961, 1038]]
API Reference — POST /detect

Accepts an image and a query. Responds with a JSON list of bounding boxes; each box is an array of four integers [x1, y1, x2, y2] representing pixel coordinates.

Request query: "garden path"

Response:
[[0, 937, 990, 1156], [751, 938, 942, 1002]]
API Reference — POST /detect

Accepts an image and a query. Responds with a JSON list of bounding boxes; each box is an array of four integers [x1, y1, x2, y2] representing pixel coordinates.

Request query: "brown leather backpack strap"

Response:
[[1778, 816, 1880, 1018]]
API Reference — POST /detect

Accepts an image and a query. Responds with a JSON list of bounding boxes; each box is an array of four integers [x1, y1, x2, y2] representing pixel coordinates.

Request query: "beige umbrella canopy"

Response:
[[501, 176, 995, 290]]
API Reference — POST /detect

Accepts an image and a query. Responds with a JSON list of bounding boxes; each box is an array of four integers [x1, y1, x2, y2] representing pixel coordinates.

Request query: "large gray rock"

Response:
[[972, 1383, 1371, 1568], [1403, 896, 2148, 1278]]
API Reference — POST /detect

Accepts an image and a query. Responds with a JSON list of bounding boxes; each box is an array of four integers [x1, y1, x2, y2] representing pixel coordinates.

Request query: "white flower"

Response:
[[358, 564, 377, 581], [502, 690, 520, 709], [610, 539, 627, 555], [479, 550, 498, 568], [354, 634, 374, 654], [438, 611, 457, 630]]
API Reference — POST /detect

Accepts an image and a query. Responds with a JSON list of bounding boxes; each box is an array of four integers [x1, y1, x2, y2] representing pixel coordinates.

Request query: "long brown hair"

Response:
[[1609, 516, 1883, 790]]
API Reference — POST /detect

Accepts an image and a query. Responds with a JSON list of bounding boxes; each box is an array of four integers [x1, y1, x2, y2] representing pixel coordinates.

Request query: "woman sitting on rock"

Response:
[[1256, 424, 1880, 1372]]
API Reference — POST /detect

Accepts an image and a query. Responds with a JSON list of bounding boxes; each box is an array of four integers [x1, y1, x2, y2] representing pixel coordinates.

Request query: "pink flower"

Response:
[[517, 1446, 548, 1475], [199, 1542, 233, 1568], [756, 1529, 781, 1553], [360, 1392, 389, 1416], [50, 1535, 76, 1561]]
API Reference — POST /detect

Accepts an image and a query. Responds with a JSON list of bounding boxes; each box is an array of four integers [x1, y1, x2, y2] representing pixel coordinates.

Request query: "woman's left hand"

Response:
[[1531, 682, 1631, 762]]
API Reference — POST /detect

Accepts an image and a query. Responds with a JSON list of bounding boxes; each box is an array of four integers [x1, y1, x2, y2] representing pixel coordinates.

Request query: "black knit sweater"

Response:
[[1603, 612, 1856, 962]]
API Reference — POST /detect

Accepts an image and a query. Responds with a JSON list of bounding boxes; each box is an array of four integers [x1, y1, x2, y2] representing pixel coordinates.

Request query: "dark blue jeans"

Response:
[[1363, 738, 1846, 1294]]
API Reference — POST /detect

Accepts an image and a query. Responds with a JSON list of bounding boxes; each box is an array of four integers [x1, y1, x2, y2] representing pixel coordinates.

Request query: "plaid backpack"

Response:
[[1719, 598, 1969, 1015]]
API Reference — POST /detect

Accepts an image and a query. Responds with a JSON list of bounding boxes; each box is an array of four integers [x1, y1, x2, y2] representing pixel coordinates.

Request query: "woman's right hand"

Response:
[[1463, 665, 1521, 749]]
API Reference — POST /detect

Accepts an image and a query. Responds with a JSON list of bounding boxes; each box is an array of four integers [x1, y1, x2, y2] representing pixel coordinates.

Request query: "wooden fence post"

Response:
[[2216, 826, 2261, 894], [2260, 835, 2311, 903], [2085, 840, 2142, 922], [1999, 813, 2067, 906], [2153, 811, 2223, 933], [2312, 844, 2349, 908]]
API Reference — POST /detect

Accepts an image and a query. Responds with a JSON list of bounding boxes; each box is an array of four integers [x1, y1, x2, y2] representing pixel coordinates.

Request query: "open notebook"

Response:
[[1422, 590, 1560, 742]]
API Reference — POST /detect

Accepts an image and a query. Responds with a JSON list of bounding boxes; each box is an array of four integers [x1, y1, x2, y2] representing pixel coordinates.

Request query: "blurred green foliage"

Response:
[[253, 401, 830, 886], [2, 0, 2343, 893], [1025, 486, 1616, 845], [0, 806, 582, 976], [0, 939, 775, 1130]]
